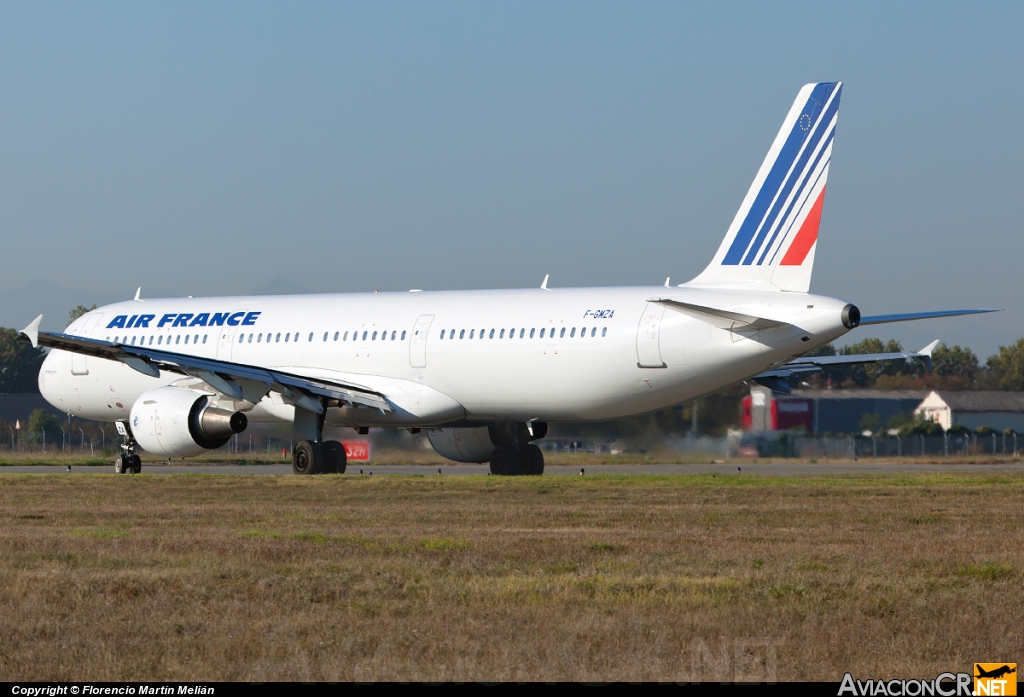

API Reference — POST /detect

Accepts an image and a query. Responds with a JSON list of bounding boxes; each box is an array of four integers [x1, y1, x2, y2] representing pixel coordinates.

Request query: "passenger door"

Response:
[[409, 315, 434, 368], [636, 303, 666, 368]]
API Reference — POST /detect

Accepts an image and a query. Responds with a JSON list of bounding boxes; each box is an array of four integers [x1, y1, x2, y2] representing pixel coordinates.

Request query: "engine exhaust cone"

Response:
[[841, 304, 861, 329]]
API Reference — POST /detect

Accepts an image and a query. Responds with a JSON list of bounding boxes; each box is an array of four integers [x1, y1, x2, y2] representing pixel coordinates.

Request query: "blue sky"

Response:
[[1, 2, 1021, 356]]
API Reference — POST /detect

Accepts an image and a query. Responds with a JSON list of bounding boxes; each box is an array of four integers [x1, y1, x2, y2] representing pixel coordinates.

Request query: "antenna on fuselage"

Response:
[[134, 287, 141, 301], [540, 274, 550, 290], [664, 277, 671, 287]]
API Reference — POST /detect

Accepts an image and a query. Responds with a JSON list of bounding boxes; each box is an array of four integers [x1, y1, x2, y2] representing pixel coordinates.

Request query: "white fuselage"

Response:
[[39, 285, 853, 427]]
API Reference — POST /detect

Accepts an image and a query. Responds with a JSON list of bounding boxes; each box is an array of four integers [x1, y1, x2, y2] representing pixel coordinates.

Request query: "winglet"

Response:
[[917, 340, 940, 357], [134, 287, 141, 301], [915, 339, 940, 371], [18, 315, 43, 348], [540, 274, 549, 290]]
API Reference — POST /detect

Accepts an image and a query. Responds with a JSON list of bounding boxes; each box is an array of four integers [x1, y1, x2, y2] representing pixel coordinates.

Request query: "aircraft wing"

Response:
[[752, 340, 940, 393], [17, 315, 390, 414]]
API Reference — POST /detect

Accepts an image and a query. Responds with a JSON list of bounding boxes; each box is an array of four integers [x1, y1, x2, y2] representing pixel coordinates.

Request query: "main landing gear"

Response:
[[113, 422, 142, 474], [292, 439, 347, 475], [290, 400, 347, 475], [489, 422, 546, 476]]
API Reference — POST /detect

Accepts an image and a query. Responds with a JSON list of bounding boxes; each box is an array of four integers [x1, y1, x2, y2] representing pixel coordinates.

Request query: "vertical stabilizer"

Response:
[[687, 82, 841, 292]]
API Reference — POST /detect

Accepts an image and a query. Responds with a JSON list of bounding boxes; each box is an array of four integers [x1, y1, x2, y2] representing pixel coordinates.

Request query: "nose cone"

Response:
[[37, 350, 65, 411]]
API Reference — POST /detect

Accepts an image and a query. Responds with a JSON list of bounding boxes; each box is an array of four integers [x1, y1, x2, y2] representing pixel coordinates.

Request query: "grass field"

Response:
[[0, 473, 1020, 681]]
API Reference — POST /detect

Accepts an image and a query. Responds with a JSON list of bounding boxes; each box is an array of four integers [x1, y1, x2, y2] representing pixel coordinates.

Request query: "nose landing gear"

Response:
[[113, 421, 142, 474]]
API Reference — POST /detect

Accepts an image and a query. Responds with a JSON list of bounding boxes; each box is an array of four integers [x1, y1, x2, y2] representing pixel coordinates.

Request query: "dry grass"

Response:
[[0, 473, 1021, 681]]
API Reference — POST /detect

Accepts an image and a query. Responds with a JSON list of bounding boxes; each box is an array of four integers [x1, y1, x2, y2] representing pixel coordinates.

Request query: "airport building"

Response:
[[745, 386, 1024, 434], [744, 387, 930, 434], [0, 393, 64, 425], [915, 391, 1024, 432]]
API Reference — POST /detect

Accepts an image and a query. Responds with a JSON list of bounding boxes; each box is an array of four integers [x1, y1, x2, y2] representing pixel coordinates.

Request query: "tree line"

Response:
[[803, 338, 1024, 391]]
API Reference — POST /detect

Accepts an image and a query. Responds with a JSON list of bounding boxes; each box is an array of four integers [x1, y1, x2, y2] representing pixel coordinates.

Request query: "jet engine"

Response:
[[428, 427, 499, 463], [129, 386, 248, 458], [428, 423, 548, 463]]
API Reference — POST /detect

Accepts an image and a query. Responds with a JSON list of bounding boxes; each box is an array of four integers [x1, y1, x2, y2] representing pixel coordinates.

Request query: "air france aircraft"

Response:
[[20, 82, 993, 475]]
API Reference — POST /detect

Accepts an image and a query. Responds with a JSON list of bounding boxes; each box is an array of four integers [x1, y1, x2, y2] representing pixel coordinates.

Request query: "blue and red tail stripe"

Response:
[[722, 82, 841, 266]]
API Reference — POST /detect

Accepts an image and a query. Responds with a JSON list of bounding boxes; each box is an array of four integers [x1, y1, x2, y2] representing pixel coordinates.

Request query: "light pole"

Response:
[[8, 426, 13, 451], [79, 428, 85, 453], [100, 425, 105, 451]]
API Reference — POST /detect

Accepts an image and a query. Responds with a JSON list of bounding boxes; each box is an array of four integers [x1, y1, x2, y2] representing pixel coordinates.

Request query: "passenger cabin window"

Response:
[[539, 328, 545, 338], [334, 332, 339, 341], [185, 335, 190, 344], [519, 328, 524, 338], [401, 330, 406, 340], [362, 331, 367, 341], [602, 327, 607, 337], [591, 327, 596, 337], [308, 332, 313, 342], [559, 328, 565, 338], [459, 329, 465, 339], [391, 330, 396, 340], [440, 330, 446, 339], [489, 329, 495, 339], [530, 328, 535, 338], [343, 331, 348, 341], [248, 334, 253, 343], [570, 327, 576, 338], [323, 332, 328, 342]]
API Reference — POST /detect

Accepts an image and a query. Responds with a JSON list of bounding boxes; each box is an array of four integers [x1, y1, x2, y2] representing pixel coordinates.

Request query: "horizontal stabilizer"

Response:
[[859, 308, 998, 326], [649, 298, 791, 332]]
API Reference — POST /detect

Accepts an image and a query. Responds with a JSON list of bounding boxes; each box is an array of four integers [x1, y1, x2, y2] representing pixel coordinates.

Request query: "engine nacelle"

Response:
[[428, 427, 499, 463], [130, 386, 248, 458]]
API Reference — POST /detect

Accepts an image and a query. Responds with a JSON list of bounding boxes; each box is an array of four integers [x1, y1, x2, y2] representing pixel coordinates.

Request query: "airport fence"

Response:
[[1, 428, 1020, 460]]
